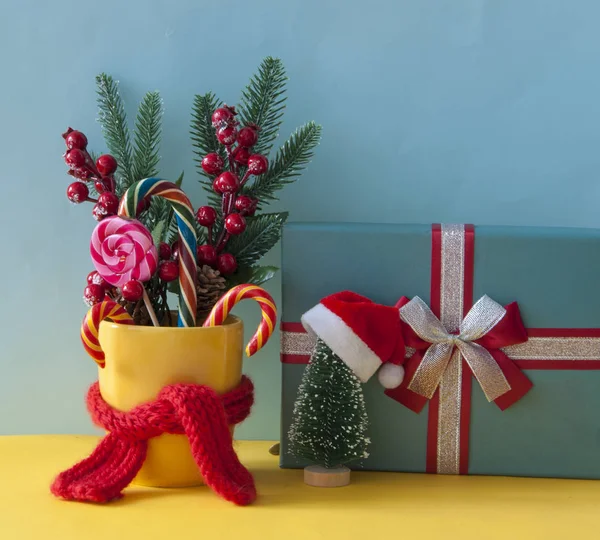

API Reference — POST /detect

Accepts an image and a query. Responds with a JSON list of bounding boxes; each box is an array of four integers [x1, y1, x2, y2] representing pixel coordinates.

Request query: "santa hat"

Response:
[[301, 291, 406, 389]]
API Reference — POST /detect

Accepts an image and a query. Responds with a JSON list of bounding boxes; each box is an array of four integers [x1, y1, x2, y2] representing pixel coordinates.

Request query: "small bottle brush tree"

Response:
[[61, 58, 321, 324], [288, 339, 370, 487]]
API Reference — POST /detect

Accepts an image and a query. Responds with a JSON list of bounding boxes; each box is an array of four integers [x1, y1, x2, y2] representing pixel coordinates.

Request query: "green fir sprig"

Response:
[[96, 74, 135, 194], [190, 56, 321, 289], [244, 122, 322, 205], [238, 57, 287, 156]]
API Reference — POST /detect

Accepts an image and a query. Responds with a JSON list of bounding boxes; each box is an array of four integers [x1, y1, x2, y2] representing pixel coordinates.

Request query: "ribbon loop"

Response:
[[459, 295, 506, 342], [400, 295, 512, 402]]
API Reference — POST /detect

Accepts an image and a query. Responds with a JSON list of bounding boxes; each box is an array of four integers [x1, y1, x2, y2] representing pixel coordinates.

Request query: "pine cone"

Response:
[[196, 264, 227, 321], [117, 296, 153, 326]]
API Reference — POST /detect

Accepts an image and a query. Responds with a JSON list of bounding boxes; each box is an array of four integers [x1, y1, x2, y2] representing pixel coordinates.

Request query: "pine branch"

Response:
[[226, 265, 278, 288], [96, 74, 134, 194], [239, 57, 287, 156], [191, 92, 227, 207], [245, 122, 321, 205], [132, 91, 162, 182], [226, 212, 288, 267]]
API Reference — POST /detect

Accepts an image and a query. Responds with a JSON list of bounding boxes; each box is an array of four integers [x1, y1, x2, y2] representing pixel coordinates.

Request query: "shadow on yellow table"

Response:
[[1, 435, 599, 540]]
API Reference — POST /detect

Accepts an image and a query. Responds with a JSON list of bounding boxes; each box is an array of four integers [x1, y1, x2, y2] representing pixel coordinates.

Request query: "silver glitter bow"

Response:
[[400, 295, 512, 402]]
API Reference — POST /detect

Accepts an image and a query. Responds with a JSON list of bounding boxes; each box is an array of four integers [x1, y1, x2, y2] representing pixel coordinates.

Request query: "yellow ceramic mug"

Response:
[[97, 315, 244, 487]]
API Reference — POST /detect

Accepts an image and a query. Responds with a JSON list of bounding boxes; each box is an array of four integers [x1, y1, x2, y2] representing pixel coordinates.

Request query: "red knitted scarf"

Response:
[[51, 376, 256, 506]]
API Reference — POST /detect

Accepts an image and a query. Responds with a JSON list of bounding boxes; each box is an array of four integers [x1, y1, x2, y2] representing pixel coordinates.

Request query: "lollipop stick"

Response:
[[143, 288, 160, 327]]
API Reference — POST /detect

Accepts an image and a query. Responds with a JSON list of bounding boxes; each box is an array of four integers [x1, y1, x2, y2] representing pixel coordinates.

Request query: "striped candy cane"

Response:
[[119, 178, 197, 327], [203, 284, 277, 357], [81, 300, 134, 367]]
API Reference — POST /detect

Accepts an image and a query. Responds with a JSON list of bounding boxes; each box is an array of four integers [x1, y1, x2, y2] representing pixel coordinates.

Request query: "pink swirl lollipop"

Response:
[[91, 216, 158, 287]]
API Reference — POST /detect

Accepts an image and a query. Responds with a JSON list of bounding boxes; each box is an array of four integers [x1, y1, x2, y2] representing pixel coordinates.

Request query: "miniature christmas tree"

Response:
[[288, 338, 370, 486]]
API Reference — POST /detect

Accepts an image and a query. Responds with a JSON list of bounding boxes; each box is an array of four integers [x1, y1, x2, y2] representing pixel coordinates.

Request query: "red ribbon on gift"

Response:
[[387, 296, 534, 413]]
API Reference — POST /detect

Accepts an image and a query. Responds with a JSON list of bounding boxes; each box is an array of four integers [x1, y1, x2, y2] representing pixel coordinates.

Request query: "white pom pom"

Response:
[[377, 363, 405, 389]]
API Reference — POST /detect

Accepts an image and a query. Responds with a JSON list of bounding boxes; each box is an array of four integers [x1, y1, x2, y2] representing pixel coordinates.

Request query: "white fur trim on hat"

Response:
[[377, 363, 405, 389], [301, 303, 382, 383]]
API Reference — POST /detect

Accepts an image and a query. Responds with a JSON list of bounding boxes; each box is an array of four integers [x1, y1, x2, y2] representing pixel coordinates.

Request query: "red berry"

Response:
[[98, 192, 119, 214], [233, 146, 251, 166], [235, 195, 258, 216], [94, 180, 107, 193], [196, 206, 218, 227], [122, 280, 144, 302], [196, 244, 218, 267], [158, 260, 179, 282], [171, 241, 180, 262], [65, 130, 88, 150], [136, 197, 151, 215], [211, 105, 236, 128], [247, 154, 268, 175], [66, 182, 89, 203], [159, 242, 172, 260], [65, 148, 86, 168], [92, 203, 109, 221], [237, 125, 259, 148], [87, 271, 108, 288], [217, 253, 237, 275], [96, 154, 118, 175], [216, 125, 237, 146], [201, 153, 225, 175], [214, 171, 239, 194], [83, 284, 105, 306], [224, 213, 247, 235]]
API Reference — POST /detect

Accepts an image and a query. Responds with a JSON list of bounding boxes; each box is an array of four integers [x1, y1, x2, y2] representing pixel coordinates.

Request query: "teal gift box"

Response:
[[280, 223, 600, 478]]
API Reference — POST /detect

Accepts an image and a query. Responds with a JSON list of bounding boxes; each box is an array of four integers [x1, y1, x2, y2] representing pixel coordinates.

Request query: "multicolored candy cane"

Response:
[[81, 300, 134, 367], [203, 284, 277, 357], [119, 178, 197, 327]]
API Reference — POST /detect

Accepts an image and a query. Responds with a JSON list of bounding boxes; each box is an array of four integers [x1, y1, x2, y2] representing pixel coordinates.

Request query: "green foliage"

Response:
[[226, 212, 288, 268], [96, 74, 134, 194], [245, 122, 322, 205], [288, 339, 370, 468], [96, 75, 177, 245], [191, 92, 226, 207], [239, 57, 287, 156], [132, 91, 162, 181], [227, 265, 279, 287], [191, 91, 223, 157]]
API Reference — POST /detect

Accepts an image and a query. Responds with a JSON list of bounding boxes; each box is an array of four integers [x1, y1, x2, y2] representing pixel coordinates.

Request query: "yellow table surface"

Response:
[[2, 436, 600, 539]]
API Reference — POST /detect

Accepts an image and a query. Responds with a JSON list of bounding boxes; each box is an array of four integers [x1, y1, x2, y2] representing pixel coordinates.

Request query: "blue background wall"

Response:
[[1, 0, 600, 438]]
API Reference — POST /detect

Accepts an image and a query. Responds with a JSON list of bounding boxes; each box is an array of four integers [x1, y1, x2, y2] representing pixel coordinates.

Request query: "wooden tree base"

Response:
[[304, 465, 351, 487]]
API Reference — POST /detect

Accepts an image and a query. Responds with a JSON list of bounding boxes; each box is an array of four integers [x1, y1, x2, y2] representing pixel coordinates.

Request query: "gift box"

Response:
[[280, 223, 600, 478]]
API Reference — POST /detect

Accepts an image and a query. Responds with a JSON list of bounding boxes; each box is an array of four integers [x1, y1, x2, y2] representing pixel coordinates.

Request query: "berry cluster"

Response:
[[194, 106, 267, 276], [62, 129, 159, 308], [62, 128, 121, 221], [65, 105, 270, 310]]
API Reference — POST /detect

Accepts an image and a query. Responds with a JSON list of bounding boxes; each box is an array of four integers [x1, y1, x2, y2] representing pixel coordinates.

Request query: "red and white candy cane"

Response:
[[203, 284, 277, 357], [81, 300, 134, 367]]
